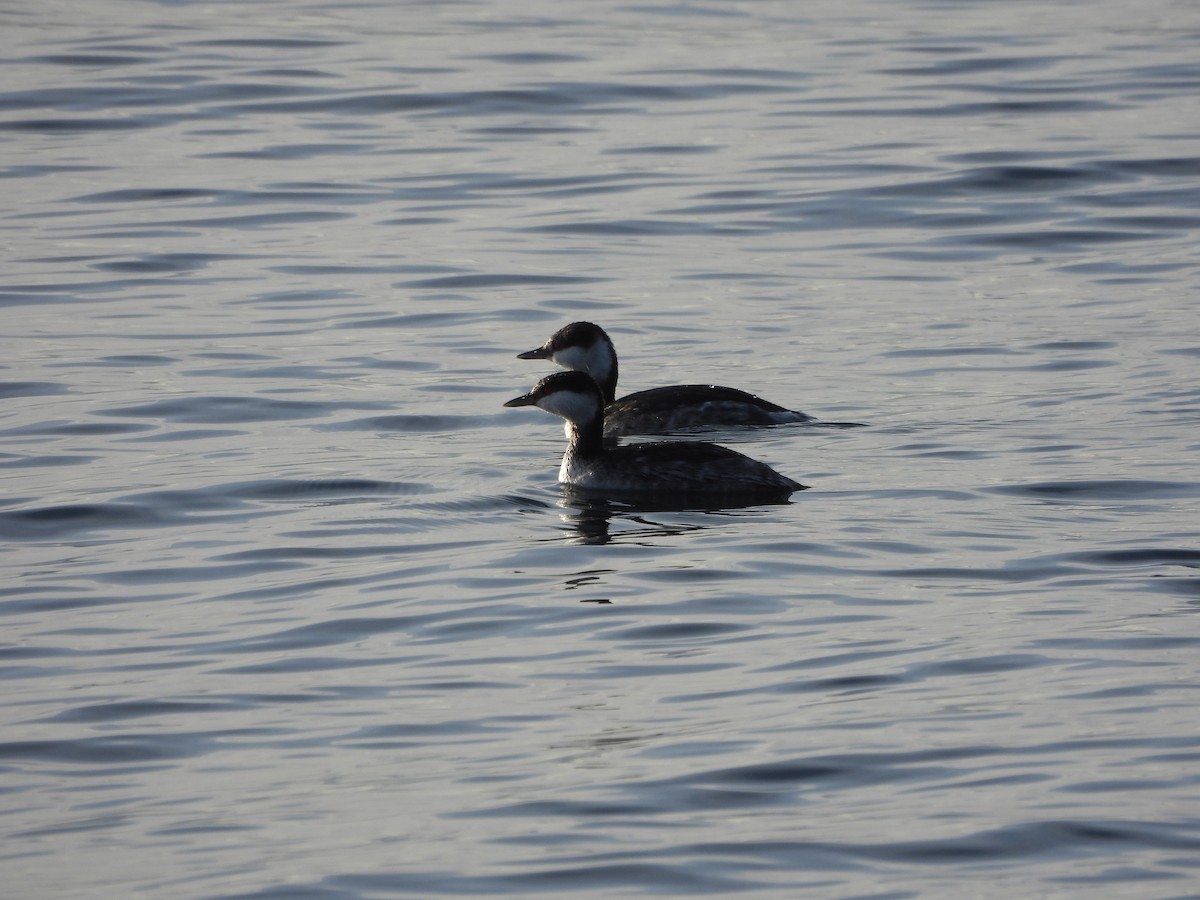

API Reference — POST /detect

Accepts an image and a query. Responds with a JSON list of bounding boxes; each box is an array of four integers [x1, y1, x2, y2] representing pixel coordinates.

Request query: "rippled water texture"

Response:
[[4, 1, 1200, 897]]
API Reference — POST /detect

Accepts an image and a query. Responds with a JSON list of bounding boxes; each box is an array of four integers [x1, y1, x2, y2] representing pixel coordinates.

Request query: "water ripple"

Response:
[[4, 3, 1200, 897]]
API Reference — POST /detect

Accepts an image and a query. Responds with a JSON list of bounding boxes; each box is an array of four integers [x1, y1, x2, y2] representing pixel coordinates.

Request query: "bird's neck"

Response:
[[565, 412, 605, 460], [594, 345, 618, 404]]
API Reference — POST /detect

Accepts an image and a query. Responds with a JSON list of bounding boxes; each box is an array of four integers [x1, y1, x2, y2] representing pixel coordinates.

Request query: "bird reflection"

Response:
[[554, 485, 797, 546]]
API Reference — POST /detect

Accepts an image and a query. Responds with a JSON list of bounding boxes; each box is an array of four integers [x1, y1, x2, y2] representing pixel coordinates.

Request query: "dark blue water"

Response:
[[4, 1, 1200, 897]]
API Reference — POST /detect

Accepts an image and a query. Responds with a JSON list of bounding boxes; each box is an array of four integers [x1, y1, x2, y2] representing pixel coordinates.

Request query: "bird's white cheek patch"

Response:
[[553, 345, 589, 374], [554, 343, 611, 383], [538, 390, 597, 423]]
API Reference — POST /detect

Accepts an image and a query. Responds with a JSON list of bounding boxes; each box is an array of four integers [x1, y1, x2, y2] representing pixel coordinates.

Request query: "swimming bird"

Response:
[[517, 321, 813, 436], [504, 371, 804, 499]]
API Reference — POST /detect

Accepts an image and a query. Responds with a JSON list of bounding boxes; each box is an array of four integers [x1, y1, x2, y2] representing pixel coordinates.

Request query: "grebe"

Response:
[[517, 321, 813, 437], [504, 371, 804, 498]]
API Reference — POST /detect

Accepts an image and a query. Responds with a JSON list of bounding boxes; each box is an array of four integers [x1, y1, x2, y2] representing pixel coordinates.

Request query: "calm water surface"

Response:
[[3, 1, 1200, 897]]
